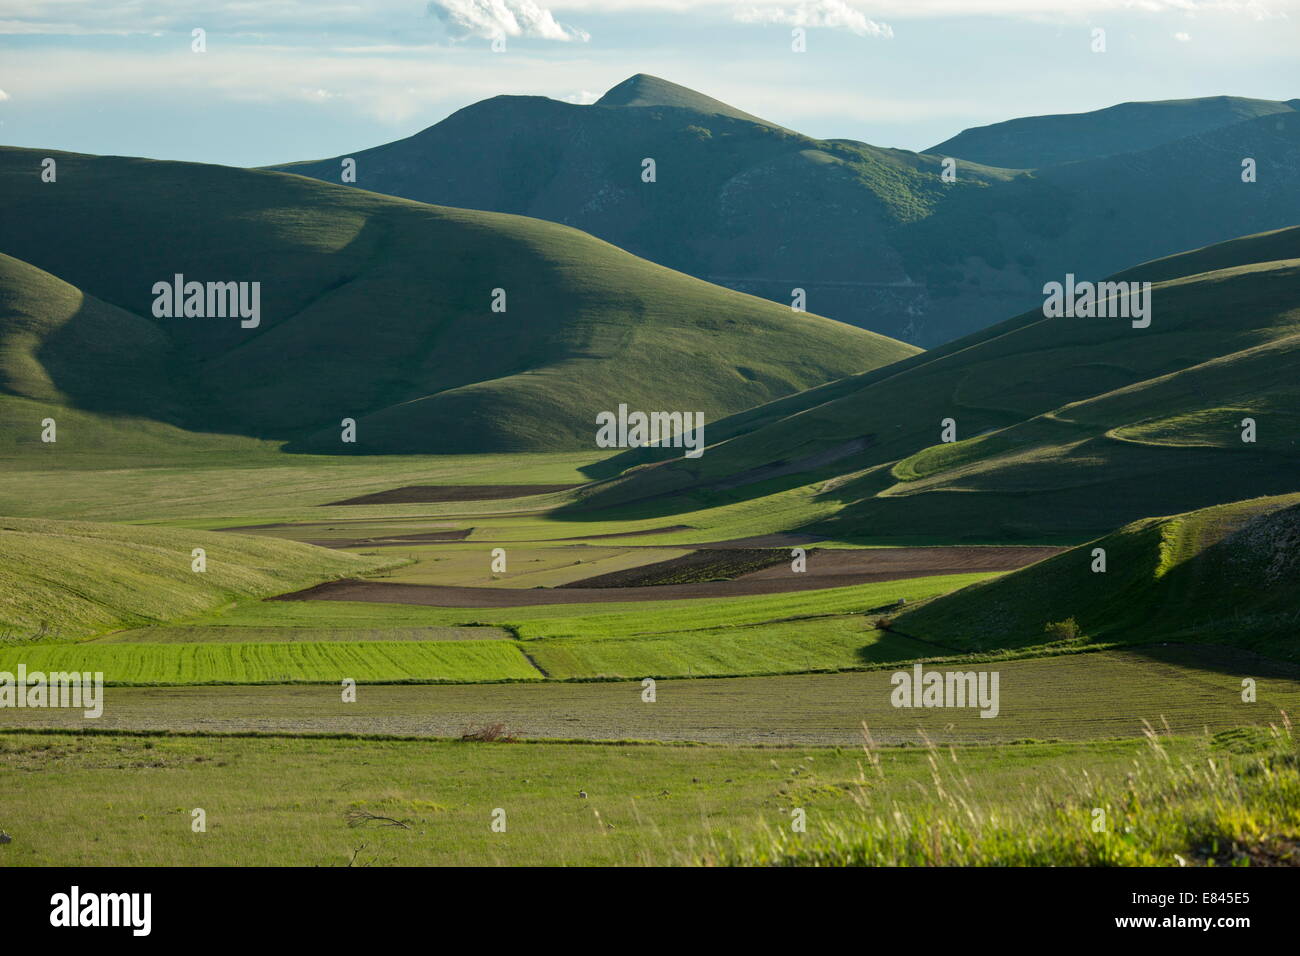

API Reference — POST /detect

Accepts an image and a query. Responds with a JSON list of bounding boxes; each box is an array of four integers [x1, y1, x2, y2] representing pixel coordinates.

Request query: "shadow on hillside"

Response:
[[35, 298, 189, 424]]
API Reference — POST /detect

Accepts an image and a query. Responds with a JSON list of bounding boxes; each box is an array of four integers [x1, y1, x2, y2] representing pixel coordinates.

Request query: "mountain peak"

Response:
[[595, 74, 780, 127]]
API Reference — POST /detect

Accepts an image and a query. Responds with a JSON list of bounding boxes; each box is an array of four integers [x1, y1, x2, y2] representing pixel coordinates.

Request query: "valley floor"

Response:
[[1, 452, 1296, 866]]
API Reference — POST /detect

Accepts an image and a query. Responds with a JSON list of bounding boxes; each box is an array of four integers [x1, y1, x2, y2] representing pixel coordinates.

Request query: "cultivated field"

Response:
[[2, 449, 1297, 867]]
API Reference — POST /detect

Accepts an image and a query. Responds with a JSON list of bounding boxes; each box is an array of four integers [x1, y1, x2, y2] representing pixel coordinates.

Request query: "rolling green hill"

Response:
[[276, 77, 1300, 346], [569, 226, 1300, 540], [895, 493, 1300, 660], [0, 517, 388, 639], [929, 95, 1299, 169], [0, 253, 182, 418], [0, 146, 913, 456]]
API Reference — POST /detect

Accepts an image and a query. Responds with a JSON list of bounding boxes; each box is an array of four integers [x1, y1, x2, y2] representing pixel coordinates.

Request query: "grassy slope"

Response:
[[0, 448, 598, 522], [572, 227, 1300, 541], [0, 517, 389, 639], [896, 493, 1300, 659], [0, 146, 914, 455], [0, 253, 182, 418]]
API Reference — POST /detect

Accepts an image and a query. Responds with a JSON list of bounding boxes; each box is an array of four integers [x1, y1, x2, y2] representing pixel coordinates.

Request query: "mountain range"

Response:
[[276, 75, 1300, 347]]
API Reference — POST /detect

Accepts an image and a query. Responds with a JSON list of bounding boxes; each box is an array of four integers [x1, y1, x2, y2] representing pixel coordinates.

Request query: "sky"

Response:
[[0, 0, 1297, 167]]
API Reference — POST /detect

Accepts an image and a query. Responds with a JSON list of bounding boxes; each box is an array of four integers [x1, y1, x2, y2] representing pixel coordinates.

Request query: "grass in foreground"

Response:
[[1, 726, 1294, 866], [709, 721, 1300, 866]]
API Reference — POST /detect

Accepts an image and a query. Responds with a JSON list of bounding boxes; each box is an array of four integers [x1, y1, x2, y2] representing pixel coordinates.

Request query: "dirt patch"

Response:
[[273, 545, 1060, 606], [560, 548, 791, 588], [273, 574, 937, 607], [303, 529, 473, 549], [688, 533, 826, 549], [552, 525, 694, 541], [324, 484, 583, 506]]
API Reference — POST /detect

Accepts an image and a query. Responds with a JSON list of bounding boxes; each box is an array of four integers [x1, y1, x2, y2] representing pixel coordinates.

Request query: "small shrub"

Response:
[[1043, 617, 1081, 641]]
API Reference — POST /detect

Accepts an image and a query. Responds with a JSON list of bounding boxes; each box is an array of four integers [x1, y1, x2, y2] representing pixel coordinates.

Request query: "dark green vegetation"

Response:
[[279, 75, 1300, 345], [899, 493, 1300, 660], [0, 146, 911, 455], [576, 226, 1300, 541]]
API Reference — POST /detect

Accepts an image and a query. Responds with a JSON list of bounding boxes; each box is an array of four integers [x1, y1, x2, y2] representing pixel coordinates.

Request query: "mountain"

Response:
[[929, 95, 1300, 169], [595, 73, 783, 127], [273, 73, 1016, 346], [0, 146, 914, 455], [895, 492, 1300, 661], [566, 226, 1300, 541], [275, 77, 1300, 347]]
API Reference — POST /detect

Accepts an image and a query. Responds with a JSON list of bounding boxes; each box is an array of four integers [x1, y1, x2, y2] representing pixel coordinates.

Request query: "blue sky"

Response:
[[1, 1, 1297, 166]]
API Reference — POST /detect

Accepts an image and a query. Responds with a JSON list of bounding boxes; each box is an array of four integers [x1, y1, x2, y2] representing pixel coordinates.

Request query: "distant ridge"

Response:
[[929, 95, 1299, 169]]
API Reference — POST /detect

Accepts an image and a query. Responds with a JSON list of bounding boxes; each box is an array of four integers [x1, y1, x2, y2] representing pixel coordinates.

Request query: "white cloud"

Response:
[[1173, 30, 1192, 39], [562, 89, 601, 103], [0, 44, 620, 126], [0, 1, 1290, 41], [0, 88, 8, 100], [734, 0, 893, 36], [427, 0, 590, 42]]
